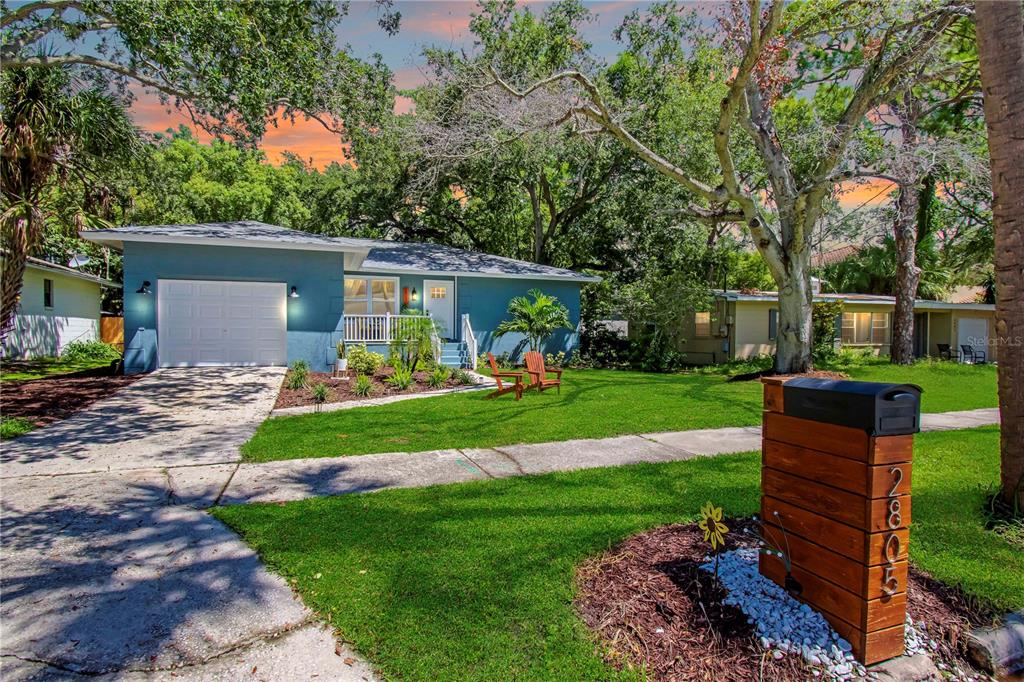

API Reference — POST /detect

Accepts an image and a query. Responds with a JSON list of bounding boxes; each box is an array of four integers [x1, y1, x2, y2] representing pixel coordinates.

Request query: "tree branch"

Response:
[[1, 0, 82, 28], [2, 53, 194, 101], [485, 64, 722, 204]]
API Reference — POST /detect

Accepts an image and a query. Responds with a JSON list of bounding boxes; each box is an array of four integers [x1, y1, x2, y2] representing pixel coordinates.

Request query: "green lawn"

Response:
[[215, 426, 1021, 681], [242, 358, 997, 462], [0, 416, 36, 439], [0, 356, 112, 381]]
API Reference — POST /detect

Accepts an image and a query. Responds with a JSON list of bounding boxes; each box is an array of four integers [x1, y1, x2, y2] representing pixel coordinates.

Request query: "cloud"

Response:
[[393, 65, 431, 90], [128, 90, 351, 169], [399, 2, 475, 38]]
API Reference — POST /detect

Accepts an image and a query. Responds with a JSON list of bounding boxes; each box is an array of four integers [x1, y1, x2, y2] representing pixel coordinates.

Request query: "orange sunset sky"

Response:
[[126, 1, 894, 209]]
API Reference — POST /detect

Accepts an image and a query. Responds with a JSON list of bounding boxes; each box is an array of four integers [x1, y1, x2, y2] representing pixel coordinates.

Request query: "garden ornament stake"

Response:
[[747, 512, 801, 596], [698, 502, 729, 576]]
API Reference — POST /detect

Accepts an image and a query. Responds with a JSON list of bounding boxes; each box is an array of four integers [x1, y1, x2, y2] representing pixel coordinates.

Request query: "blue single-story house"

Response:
[[82, 221, 599, 374]]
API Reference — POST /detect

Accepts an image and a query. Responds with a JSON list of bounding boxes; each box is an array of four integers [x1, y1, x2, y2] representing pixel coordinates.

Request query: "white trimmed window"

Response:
[[841, 312, 890, 345], [344, 277, 398, 315]]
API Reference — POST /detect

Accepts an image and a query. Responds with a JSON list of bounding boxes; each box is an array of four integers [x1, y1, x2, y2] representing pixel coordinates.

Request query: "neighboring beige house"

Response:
[[668, 288, 997, 365], [1, 255, 117, 359]]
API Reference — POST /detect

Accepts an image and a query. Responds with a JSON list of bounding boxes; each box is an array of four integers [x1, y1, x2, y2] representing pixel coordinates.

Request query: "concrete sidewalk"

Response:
[[217, 407, 1000, 506]]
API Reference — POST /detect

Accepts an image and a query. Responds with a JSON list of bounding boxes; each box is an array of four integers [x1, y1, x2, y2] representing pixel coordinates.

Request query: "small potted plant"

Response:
[[336, 341, 348, 374]]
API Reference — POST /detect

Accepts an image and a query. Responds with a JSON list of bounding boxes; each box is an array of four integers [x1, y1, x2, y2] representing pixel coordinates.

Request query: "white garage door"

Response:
[[957, 317, 989, 352], [158, 279, 287, 368]]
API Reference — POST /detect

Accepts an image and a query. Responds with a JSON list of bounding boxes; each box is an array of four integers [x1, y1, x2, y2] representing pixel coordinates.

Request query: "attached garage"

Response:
[[157, 280, 287, 368]]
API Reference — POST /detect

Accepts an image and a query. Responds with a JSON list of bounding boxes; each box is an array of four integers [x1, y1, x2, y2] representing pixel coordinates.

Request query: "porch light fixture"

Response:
[[411, 287, 419, 302], [136, 281, 152, 295], [289, 286, 300, 299]]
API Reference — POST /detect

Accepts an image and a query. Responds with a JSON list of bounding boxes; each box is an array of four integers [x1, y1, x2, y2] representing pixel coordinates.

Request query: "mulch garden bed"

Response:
[[1, 366, 142, 427], [575, 520, 995, 681], [274, 367, 472, 409]]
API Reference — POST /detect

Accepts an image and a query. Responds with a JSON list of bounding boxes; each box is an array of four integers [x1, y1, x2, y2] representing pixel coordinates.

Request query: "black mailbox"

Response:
[[783, 378, 922, 436]]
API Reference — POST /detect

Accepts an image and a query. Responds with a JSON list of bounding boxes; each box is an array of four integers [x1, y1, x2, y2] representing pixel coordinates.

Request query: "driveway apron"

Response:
[[0, 368, 372, 681]]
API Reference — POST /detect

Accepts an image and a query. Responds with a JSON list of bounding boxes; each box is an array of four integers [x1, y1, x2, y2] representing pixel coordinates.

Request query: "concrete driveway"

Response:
[[1, 368, 374, 681]]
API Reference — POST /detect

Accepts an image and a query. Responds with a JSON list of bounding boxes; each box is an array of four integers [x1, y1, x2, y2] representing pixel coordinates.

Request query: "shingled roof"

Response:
[[81, 221, 600, 282]]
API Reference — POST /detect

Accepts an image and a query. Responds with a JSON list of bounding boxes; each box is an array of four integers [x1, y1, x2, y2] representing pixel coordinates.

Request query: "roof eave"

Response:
[[24, 260, 118, 288], [353, 265, 600, 283], [81, 230, 371, 258]]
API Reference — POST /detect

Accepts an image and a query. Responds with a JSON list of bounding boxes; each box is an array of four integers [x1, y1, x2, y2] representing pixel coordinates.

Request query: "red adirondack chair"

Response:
[[486, 352, 524, 400], [523, 351, 562, 394]]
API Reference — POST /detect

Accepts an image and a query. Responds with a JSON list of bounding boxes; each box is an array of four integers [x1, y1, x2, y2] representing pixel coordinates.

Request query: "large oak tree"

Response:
[[475, 0, 966, 372]]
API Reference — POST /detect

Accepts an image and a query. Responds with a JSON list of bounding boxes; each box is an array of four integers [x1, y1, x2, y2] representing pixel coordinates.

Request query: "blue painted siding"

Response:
[[122, 242, 344, 373], [459, 277, 582, 361]]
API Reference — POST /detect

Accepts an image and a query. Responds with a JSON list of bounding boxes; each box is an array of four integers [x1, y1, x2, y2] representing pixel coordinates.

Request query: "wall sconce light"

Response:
[[136, 281, 152, 295], [289, 286, 300, 299], [410, 287, 419, 302]]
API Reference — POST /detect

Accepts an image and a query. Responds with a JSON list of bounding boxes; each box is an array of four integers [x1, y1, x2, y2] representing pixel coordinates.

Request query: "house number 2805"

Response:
[[881, 466, 903, 597]]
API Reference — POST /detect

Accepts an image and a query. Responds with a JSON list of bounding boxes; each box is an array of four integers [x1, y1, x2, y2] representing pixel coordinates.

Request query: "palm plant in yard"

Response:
[[494, 289, 571, 352], [1, 67, 141, 343]]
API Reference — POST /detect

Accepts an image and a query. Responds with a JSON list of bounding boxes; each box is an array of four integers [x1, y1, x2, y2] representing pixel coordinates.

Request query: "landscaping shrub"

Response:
[[286, 360, 310, 389], [579, 322, 630, 368], [478, 351, 515, 370], [631, 334, 686, 373], [452, 369, 475, 386], [61, 340, 120, 362], [310, 382, 330, 412], [692, 354, 774, 377], [812, 300, 844, 364], [427, 366, 449, 389], [386, 364, 413, 391], [544, 351, 566, 368], [353, 374, 374, 397], [347, 345, 384, 375], [820, 347, 878, 372], [388, 312, 438, 372]]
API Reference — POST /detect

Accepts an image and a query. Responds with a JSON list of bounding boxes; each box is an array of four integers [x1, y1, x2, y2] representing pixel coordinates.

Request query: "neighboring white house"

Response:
[[1, 254, 117, 359]]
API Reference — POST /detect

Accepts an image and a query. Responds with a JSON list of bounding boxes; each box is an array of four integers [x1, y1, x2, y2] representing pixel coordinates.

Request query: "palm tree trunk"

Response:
[[0, 215, 33, 343], [976, 0, 1024, 511]]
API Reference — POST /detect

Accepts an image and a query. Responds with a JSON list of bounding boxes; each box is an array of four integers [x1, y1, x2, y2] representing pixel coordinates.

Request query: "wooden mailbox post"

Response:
[[759, 377, 915, 665]]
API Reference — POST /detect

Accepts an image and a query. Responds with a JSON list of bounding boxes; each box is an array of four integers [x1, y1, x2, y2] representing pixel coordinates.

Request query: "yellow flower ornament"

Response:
[[698, 502, 729, 551]]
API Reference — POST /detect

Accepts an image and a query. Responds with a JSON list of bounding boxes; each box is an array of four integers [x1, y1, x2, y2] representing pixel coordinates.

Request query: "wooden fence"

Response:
[[101, 316, 124, 350]]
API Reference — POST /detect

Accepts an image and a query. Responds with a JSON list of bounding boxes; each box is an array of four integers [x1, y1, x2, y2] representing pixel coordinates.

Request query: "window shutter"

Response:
[[768, 309, 778, 341]]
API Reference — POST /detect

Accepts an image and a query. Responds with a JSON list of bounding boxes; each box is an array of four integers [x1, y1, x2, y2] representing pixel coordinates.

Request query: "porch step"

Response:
[[439, 342, 470, 369]]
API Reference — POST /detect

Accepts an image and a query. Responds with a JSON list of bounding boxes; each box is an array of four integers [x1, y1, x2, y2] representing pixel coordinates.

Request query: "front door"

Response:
[[423, 279, 455, 340], [913, 313, 927, 358]]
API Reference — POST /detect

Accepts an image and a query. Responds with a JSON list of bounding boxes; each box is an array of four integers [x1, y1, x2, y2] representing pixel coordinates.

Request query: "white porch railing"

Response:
[[344, 313, 431, 344], [462, 313, 478, 370]]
